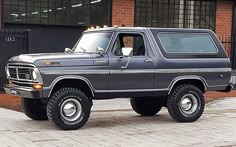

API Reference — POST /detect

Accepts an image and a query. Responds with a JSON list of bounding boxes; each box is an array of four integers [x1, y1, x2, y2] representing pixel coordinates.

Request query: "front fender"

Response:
[[45, 76, 95, 97]]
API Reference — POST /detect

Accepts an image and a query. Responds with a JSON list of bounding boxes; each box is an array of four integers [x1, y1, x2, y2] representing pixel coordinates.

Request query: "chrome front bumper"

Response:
[[4, 84, 50, 99]]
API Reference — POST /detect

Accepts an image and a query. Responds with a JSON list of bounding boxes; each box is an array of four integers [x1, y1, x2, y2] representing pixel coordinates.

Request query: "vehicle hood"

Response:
[[8, 53, 97, 67]]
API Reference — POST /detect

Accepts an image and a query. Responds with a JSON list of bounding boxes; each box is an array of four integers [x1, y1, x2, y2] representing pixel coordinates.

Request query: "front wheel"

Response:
[[167, 84, 205, 122], [47, 88, 91, 130]]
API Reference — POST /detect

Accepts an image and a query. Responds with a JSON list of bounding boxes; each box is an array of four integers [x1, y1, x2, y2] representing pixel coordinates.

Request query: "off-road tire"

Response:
[[167, 84, 205, 122], [130, 98, 163, 116], [47, 88, 91, 130], [22, 98, 48, 120]]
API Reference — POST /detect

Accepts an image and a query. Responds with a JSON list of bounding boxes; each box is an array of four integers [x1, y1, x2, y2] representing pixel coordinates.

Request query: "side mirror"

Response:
[[122, 47, 133, 57], [97, 47, 105, 55], [65, 48, 73, 53]]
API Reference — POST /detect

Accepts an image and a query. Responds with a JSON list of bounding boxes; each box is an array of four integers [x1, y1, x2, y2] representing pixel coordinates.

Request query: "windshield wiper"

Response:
[[79, 47, 87, 53], [75, 47, 97, 54]]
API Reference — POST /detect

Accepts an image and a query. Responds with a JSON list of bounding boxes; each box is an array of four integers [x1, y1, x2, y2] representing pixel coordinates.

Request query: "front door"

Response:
[[108, 32, 155, 96]]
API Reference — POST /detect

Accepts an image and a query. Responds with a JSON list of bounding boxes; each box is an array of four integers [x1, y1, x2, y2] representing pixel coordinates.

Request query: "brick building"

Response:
[[0, 0, 235, 54], [111, 0, 235, 59], [0, 0, 236, 100]]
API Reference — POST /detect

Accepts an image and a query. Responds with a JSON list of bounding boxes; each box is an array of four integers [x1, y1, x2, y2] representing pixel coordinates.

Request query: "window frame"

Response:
[[157, 32, 219, 55], [3, 0, 112, 26], [110, 32, 149, 58], [72, 31, 114, 54], [134, 0, 216, 31]]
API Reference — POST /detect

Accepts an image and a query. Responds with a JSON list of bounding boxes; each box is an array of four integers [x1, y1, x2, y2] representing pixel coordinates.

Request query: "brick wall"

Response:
[[112, 0, 134, 27], [215, 0, 233, 56], [0, 94, 21, 112], [205, 0, 235, 99]]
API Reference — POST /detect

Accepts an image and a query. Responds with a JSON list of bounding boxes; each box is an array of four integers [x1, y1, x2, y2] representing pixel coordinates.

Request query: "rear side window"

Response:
[[158, 33, 218, 54]]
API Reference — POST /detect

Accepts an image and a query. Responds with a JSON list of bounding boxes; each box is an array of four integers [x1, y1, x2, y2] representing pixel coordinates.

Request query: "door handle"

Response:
[[121, 57, 131, 69], [144, 59, 153, 63]]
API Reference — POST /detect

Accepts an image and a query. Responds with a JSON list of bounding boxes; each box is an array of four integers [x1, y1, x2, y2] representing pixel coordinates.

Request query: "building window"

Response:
[[135, 0, 216, 31], [3, 0, 111, 26]]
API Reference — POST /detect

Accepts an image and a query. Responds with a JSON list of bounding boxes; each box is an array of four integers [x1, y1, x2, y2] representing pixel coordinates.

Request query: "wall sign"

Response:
[[5, 36, 16, 42]]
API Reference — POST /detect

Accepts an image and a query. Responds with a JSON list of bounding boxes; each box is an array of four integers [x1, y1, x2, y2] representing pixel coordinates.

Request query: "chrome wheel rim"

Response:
[[60, 98, 82, 122], [179, 94, 198, 115]]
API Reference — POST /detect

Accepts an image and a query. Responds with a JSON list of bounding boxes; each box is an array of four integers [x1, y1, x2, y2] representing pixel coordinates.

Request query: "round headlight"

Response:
[[32, 70, 37, 80], [6, 68, 10, 77]]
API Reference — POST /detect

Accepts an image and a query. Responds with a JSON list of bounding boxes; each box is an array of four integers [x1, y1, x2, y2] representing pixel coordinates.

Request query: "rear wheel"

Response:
[[167, 84, 205, 122], [130, 98, 163, 116], [22, 98, 48, 120], [47, 88, 91, 130]]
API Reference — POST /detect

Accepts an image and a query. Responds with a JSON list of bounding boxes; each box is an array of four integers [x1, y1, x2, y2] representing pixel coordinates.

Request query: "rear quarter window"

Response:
[[158, 33, 218, 54]]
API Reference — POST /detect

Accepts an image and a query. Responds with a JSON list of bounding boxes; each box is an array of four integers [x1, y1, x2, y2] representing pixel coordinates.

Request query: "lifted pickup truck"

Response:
[[4, 27, 233, 130]]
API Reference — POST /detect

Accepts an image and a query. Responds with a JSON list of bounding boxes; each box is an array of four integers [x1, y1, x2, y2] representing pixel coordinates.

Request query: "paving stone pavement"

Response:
[[0, 98, 236, 147]]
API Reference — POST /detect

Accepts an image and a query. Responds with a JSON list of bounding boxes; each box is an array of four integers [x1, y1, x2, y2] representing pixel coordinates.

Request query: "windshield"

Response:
[[73, 32, 113, 53]]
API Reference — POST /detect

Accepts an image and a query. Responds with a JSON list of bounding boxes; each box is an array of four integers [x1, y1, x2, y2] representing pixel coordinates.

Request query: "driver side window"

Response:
[[112, 34, 145, 56]]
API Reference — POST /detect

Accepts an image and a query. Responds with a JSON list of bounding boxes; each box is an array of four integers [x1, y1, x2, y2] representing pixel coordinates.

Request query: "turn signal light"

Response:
[[33, 84, 43, 90]]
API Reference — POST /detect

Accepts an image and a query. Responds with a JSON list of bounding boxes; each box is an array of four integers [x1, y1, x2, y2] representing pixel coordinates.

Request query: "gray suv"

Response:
[[4, 27, 233, 130]]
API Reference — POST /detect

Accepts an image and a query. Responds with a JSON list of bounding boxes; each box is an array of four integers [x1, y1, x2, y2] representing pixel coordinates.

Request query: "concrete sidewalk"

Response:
[[0, 98, 236, 147]]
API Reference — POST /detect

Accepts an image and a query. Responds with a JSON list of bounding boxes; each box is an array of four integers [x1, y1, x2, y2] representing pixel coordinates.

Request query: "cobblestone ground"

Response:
[[0, 98, 236, 147]]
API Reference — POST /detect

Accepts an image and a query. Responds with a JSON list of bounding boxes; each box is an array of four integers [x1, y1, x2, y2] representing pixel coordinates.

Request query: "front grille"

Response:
[[18, 68, 33, 80], [7, 64, 34, 81], [9, 68, 17, 79]]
